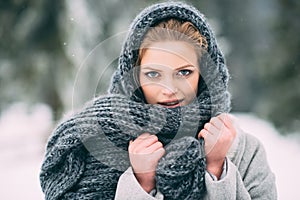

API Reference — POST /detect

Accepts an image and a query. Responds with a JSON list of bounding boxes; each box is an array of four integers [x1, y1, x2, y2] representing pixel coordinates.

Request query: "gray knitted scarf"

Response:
[[40, 2, 230, 200]]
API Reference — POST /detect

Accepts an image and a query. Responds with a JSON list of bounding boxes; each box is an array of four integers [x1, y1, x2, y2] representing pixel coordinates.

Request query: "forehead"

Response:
[[140, 41, 198, 69]]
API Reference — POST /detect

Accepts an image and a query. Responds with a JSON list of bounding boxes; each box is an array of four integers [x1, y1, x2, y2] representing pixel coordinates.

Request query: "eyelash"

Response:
[[144, 69, 194, 79], [177, 69, 193, 77], [145, 71, 160, 78]]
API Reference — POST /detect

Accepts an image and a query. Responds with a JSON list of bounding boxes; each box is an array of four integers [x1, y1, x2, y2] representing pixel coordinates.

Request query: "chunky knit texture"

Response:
[[40, 1, 231, 199], [156, 137, 206, 199], [40, 95, 208, 199]]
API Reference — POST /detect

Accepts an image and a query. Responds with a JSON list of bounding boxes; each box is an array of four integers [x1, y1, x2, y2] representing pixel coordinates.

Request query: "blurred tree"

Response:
[[209, 0, 277, 112], [0, 0, 299, 133], [59, 0, 153, 110], [259, 0, 300, 133], [208, 0, 300, 133], [0, 0, 71, 119]]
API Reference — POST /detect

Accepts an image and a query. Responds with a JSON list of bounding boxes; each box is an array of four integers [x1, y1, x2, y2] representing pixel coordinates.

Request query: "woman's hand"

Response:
[[128, 133, 165, 193], [198, 113, 237, 179]]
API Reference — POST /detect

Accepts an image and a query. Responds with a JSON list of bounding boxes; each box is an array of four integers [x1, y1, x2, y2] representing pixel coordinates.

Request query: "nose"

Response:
[[162, 87, 177, 96], [161, 78, 178, 96]]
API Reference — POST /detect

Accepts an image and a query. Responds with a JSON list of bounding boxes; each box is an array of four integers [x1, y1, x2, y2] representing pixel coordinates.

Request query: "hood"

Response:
[[108, 1, 231, 115]]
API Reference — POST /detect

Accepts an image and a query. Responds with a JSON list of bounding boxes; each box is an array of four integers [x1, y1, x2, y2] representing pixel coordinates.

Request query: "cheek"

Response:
[[192, 72, 200, 89], [140, 84, 159, 104], [180, 75, 199, 94], [191, 75, 199, 93]]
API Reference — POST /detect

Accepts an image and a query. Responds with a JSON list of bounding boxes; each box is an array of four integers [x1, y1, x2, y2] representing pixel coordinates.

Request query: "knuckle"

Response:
[[157, 142, 163, 147], [204, 123, 210, 129], [151, 134, 158, 140], [200, 129, 207, 137], [197, 132, 202, 138], [139, 132, 150, 138], [210, 117, 217, 123]]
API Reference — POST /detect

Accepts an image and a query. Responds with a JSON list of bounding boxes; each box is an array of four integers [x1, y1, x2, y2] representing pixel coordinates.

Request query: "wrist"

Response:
[[134, 172, 156, 193], [206, 159, 225, 180]]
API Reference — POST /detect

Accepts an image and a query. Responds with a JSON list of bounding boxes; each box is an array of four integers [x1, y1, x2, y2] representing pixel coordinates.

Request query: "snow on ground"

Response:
[[235, 113, 300, 200], [0, 104, 299, 199], [0, 103, 52, 200]]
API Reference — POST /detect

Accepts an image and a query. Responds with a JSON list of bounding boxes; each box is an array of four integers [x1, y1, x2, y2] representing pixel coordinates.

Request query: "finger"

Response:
[[210, 116, 224, 130], [154, 147, 166, 158], [204, 122, 223, 146], [218, 114, 236, 136], [199, 129, 217, 155], [212, 116, 230, 136], [204, 122, 220, 135], [131, 135, 159, 153], [130, 133, 151, 147], [217, 113, 232, 129], [198, 129, 208, 139], [137, 132, 151, 139], [143, 142, 164, 154], [205, 128, 220, 144], [133, 134, 158, 147]]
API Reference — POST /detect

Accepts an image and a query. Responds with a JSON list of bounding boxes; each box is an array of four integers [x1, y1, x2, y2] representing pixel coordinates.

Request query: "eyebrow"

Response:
[[175, 64, 197, 70], [141, 64, 196, 71], [140, 66, 163, 72]]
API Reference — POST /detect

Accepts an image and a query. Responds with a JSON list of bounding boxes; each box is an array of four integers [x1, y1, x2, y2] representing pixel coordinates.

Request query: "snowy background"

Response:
[[1, 0, 299, 199], [0, 103, 300, 199]]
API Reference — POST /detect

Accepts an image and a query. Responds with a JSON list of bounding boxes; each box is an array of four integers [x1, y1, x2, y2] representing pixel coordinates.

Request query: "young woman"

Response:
[[40, 2, 277, 199]]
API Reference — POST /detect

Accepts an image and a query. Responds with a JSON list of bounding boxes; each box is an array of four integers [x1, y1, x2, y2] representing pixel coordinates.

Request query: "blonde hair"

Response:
[[137, 19, 208, 65]]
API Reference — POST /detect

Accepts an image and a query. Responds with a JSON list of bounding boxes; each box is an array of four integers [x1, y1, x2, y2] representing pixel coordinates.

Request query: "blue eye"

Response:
[[145, 71, 160, 78], [177, 69, 192, 77]]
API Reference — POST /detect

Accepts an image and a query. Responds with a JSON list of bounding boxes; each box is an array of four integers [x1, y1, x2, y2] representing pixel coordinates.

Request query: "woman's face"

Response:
[[139, 41, 199, 108]]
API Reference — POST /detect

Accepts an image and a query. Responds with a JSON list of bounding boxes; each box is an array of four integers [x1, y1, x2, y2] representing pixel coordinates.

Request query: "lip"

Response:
[[158, 99, 184, 108]]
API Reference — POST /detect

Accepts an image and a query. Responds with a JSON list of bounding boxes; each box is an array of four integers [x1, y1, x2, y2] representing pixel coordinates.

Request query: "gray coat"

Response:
[[115, 127, 277, 199]]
